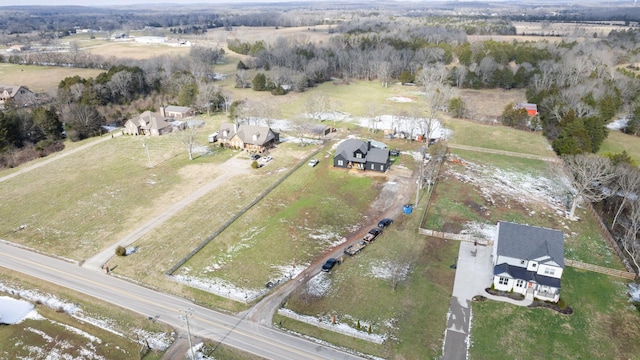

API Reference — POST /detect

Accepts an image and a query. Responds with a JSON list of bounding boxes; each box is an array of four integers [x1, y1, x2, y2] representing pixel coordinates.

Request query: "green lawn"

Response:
[[446, 118, 556, 156], [108, 141, 322, 311], [0, 126, 227, 261], [280, 187, 459, 359], [599, 130, 640, 164], [173, 142, 384, 290], [469, 267, 640, 359]]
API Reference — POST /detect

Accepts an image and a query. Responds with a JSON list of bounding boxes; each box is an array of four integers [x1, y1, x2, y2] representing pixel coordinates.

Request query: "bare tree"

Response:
[[289, 117, 313, 146], [253, 100, 278, 127], [611, 165, 640, 229], [195, 82, 219, 116], [235, 69, 252, 89], [563, 154, 616, 220], [220, 90, 233, 116], [306, 91, 330, 121], [180, 124, 199, 161], [375, 61, 393, 88], [620, 198, 640, 274]]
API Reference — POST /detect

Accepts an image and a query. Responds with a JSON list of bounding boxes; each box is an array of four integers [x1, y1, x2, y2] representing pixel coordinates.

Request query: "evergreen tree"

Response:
[[252, 73, 267, 91]]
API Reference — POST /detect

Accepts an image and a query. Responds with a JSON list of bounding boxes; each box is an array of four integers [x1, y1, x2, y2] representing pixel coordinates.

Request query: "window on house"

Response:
[[337, 160, 343, 166], [371, 163, 375, 170], [356, 153, 363, 158], [516, 279, 525, 288], [544, 268, 555, 276], [498, 277, 509, 286]]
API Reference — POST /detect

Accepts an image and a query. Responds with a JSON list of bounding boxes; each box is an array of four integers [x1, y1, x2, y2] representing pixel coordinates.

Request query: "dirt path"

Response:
[[241, 163, 418, 326], [83, 156, 251, 270]]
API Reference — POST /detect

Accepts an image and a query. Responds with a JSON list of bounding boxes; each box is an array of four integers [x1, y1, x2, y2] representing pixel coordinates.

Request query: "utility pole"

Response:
[[179, 308, 195, 360]]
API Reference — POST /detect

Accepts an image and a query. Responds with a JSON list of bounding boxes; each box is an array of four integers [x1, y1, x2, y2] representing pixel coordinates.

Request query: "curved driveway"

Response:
[[0, 241, 365, 360]]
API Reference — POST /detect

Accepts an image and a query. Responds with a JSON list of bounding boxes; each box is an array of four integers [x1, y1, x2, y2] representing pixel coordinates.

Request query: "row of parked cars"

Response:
[[322, 217, 394, 272]]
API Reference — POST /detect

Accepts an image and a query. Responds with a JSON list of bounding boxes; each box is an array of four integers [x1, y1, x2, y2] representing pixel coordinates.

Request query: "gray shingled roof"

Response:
[[336, 139, 369, 162], [219, 123, 275, 146], [368, 147, 390, 163], [496, 221, 564, 268]]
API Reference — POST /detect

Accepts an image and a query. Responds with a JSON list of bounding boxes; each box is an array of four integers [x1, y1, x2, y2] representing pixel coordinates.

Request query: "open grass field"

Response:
[[599, 129, 640, 164], [0, 267, 172, 360], [107, 141, 323, 311], [279, 185, 459, 359], [0, 63, 104, 94], [445, 116, 556, 156], [457, 88, 528, 121], [0, 120, 230, 261], [83, 41, 191, 60], [469, 267, 640, 359]]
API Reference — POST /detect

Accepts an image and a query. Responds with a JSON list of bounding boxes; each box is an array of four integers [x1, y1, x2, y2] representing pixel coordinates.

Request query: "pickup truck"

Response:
[[344, 240, 367, 256], [362, 227, 382, 243]]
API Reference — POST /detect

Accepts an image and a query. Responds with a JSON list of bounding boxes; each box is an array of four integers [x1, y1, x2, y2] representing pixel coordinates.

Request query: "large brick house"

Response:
[[218, 123, 279, 152]]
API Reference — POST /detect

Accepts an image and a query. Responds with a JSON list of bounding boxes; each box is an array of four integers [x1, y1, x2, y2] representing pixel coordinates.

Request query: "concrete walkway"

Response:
[[441, 241, 532, 360]]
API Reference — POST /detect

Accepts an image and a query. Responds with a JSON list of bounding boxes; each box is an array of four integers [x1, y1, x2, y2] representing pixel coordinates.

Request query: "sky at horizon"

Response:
[[1, 0, 324, 6]]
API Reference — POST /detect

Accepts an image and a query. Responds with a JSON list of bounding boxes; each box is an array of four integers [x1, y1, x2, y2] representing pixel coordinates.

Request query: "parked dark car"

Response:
[[250, 154, 260, 160], [368, 227, 382, 237], [322, 258, 339, 272], [389, 149, 400, 156], [378, 218, 393, 228]]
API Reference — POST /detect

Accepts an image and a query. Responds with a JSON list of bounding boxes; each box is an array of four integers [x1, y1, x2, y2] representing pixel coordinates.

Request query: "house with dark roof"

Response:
[[333, 139, 389, 172], [218, 123, 279, 152], [492, 221, 564, 302], [123, 111, 172, 136]]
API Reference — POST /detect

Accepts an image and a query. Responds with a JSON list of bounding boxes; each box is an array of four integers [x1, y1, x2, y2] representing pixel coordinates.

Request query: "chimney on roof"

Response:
[[159, 106, 166, 117], [367, 140, 371, 150], [252, 133, 259, 142], [234, 122, 238, 133]]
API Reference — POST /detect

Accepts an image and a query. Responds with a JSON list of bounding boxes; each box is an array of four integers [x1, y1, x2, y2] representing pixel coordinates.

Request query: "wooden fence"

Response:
[[565, 259, 636, 280], [582, 201, 637, 275]]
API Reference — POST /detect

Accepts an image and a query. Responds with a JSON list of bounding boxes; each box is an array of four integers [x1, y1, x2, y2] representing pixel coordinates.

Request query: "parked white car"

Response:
[[308, 159, 319, 167]]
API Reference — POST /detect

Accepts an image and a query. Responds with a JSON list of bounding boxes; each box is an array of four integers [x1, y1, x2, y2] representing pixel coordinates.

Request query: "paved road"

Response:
[[0, 241, 365, 360]]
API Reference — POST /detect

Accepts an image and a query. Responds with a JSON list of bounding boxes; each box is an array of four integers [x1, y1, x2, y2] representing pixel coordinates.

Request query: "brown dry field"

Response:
[[0, 63, 104, 94], [458, 88, 527, 121], [199, 25, 332, 46], [83, 41, 191, 60]]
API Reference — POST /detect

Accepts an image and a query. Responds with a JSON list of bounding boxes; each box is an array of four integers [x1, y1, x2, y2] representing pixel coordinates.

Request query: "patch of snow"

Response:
[[607, 118, 629, 131], [368, 260, 410, 281], [172, 274, 264, 304], [278, 308, 386, 344], [26, 326, 54, 342], [629, 283, 640, 302], [306, 272, 332, 297], [56, 321, 102, 344], [461, 222, 497, 240], [387, 96, 414, 103], [448, 158, 570, 215]]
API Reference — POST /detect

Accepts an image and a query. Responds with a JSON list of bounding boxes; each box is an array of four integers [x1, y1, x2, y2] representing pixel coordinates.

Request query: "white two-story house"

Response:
[[492, 221, 564, 303]]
